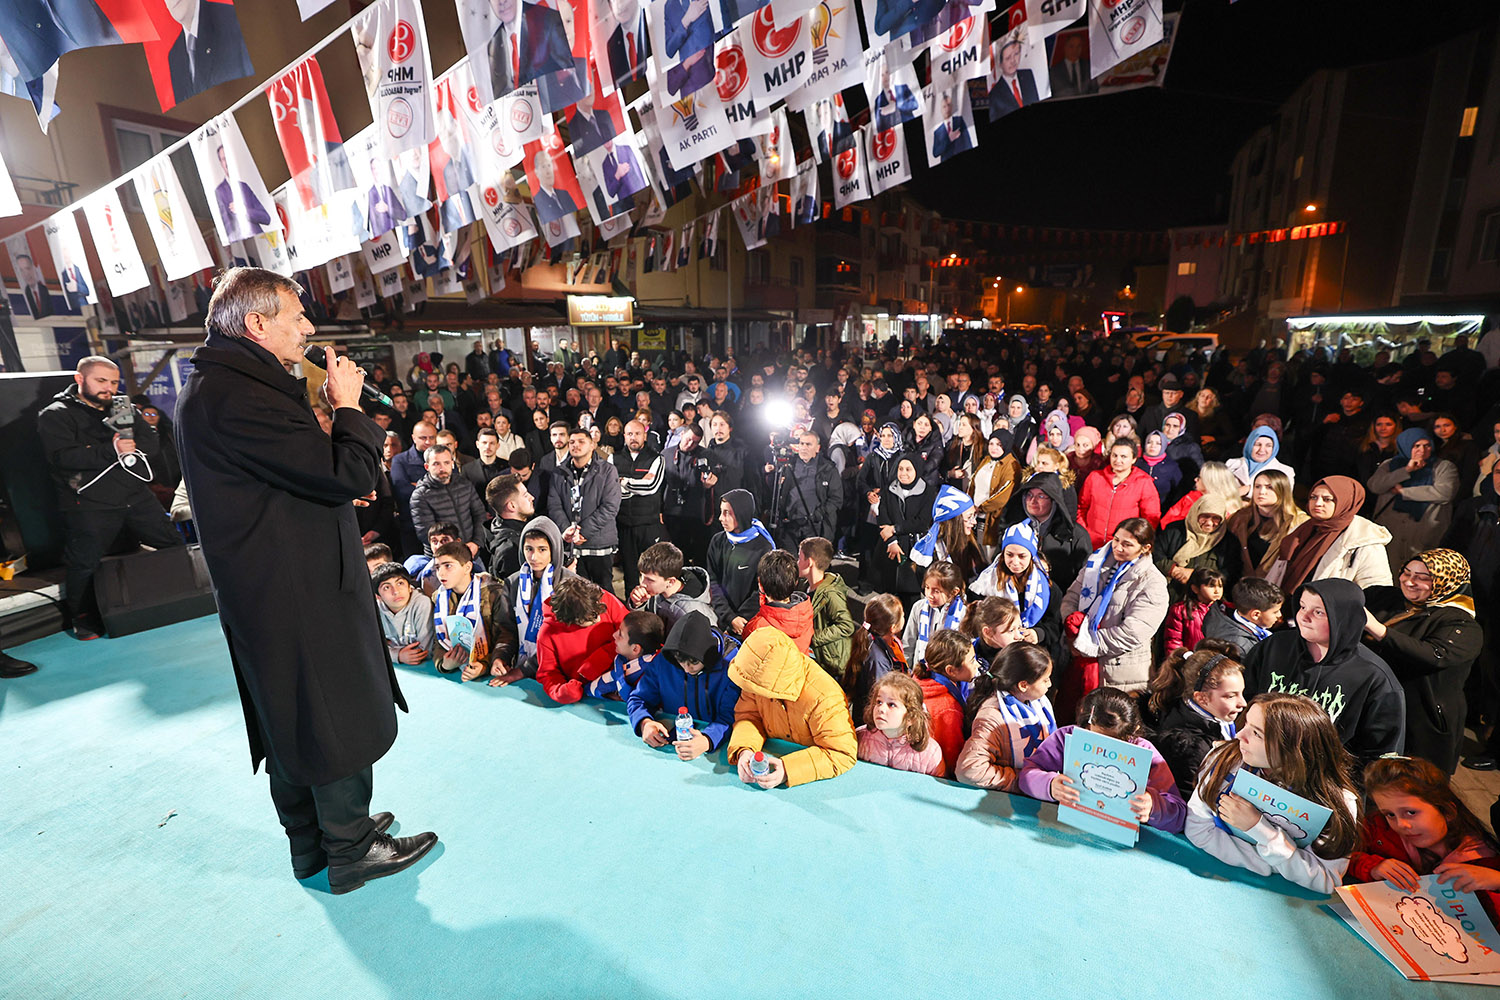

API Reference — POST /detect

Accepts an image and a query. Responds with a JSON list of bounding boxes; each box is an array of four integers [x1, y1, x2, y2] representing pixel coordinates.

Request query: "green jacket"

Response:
[[809, 573, 858, 681]]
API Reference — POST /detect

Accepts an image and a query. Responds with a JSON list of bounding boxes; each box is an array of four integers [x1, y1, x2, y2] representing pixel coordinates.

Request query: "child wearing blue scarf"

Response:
[[956, 642, 1056, 792]]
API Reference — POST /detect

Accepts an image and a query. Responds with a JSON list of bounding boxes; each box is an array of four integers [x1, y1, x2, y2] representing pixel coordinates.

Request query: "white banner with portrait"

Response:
[[190, 113, 279, 247], [43, 210, 97, 309], [353, 0, 436, 161]]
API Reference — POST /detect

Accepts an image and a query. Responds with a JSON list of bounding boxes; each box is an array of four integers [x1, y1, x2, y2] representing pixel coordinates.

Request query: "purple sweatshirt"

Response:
[[1016, 724, 1187, 834]]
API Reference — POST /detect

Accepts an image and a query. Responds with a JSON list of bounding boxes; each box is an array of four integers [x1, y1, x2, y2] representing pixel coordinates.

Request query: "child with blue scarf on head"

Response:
[[628, 610, 741, 762], [956, 642, 1055, 792], [972, 523, 1063, 663], [901, 560, 967, 669]]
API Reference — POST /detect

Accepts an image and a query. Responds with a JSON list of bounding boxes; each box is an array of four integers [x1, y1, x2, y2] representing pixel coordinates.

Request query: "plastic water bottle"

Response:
[[675, 706, 693, 743], [749, 751, 770, 778]]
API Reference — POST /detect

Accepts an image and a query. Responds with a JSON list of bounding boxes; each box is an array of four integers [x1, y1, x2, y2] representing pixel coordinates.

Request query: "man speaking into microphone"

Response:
[[174, 268, 436, 893]]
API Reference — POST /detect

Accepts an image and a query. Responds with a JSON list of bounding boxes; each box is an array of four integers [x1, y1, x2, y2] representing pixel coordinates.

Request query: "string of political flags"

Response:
[[0, 0, 1177, 326]]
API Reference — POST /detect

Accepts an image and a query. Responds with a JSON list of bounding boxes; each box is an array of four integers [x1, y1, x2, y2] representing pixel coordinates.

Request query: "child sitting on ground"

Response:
[[1164, 567, 1225, 653], [410, 522, 487, 597], [373, 562, 433, 666], [911, 628, 977, 776], [902, 561, 966, 668], [727, 626, 857, 788], [1348, 756, 1500, 921], [1019, 686, 1187, 834], [592, 610, 663, 700], [1145, 641, 1246, 798], [430, 540, 486, 675], [627, 541, 715, 632], [481, 516, 575, 687], [959, 596, 1024, 673], [742, 549, 814, 653], [857, 671, 944, 776], [846, 593, 907, 721], [798, 537, 858, 684], [956, 642, 1055, 791], [535, 574, 628, 704], [628, 610, 742, 762], [1185, 692, 1360, 893]]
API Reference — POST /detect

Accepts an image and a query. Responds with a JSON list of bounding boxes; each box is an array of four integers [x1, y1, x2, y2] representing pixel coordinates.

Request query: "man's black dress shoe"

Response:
[[0, 651, 38, 678], [291, 811, 395, 879], [327, 830, 439, 895]]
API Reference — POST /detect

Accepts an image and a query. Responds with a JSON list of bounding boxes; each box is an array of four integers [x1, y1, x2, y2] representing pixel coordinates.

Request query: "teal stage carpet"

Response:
[[0, 616, 1472, 998]]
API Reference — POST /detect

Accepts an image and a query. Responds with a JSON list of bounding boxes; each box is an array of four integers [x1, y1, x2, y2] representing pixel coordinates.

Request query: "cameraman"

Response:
[[38, 356, 183, 640], [662, 422, 721, 566], [770, 430, 842, 551]]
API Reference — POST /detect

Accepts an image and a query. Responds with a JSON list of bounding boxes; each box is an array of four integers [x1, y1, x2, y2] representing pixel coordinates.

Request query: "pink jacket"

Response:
[[1076, 467, 1162, 548], [856, 726, 945, 776], [1164, 599, 1210, 653]]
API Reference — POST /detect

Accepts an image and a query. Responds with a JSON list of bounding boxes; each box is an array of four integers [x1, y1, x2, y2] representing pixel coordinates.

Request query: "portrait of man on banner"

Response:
[[812, 93, 854, 164], [6, 235, 53, 319], [565, 70, 626, 157], [581, 134, 648, 222], [866, 50, 920, 133], [866, 0, 945, 46], [533, 0, 590, 114], [1049, 27, 1098, 98], [989, 35, 1039, 119], [594, 0, 649, 91], [521, 128, 586, 224], [926, 83, 975, 164], [146, 0, 256, 112], [431, 77, 478, 230]]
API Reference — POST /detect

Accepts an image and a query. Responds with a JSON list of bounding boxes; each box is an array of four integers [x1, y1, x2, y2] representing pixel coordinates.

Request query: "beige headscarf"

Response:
[[1172, 495, 1230, 565]]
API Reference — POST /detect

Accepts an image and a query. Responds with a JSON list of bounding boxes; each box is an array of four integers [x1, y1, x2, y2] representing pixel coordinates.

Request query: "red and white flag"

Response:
[[79, 187, 149, 295], [831, 127, 868, 209], [265, 57, 356, 211], [928, 10, 990, 89], [866, 120, 911, 195], [730, 191, 764, 250], [131, 155, 213, 281], [352, 0, 436, 161], [744, 6, 811, 107]]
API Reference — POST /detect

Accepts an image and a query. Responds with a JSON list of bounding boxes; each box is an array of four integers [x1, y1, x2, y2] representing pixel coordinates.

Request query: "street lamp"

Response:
[[1302, 203, 1350, 311], [1007, 285, 1024, 325]]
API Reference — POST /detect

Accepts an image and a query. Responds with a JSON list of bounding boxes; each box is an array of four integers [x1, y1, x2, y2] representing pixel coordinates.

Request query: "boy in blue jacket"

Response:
[[628, 610, 741, 761]]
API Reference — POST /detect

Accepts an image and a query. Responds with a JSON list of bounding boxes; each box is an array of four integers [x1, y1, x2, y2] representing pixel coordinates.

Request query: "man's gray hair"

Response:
[[206, 267, 303, 340], [423, 444, 453, 463]]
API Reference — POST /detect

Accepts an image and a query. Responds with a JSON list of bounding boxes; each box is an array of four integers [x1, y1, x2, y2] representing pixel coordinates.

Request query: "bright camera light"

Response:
[[763, 398, 795, 430]]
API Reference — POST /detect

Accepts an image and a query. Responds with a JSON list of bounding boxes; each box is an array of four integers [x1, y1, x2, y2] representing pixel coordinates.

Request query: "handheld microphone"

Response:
[[302, 346, 395, 409]]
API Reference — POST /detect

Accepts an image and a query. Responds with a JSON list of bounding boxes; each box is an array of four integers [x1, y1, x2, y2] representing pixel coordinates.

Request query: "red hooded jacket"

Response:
[[1076, 466, 1162, 548], [743, 593, 815, 654], [536, 590, 628, 704]]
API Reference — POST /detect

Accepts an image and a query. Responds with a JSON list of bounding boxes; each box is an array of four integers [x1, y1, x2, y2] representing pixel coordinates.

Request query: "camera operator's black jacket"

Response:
[[772, 454, 842, 541], [37, 383, 164, 510], [663, 442, 721, 522]]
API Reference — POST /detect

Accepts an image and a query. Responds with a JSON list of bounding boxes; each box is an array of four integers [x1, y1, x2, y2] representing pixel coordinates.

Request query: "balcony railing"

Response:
[[12, 174, 79, 207]]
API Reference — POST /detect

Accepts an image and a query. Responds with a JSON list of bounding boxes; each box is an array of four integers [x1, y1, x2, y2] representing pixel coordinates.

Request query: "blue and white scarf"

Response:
[[588, 652, 652, 699], [1188, 697, 1236, 740], [727, 519, 775, 547], [515, 564, 555, 657], [1232, 610, 1270, 642], [996, 691, 1056, 758], [999, 523, 1051, 628], [911, 485, 974, 568], [1073, 545, 1136, 656], [433, 575, 482, 651], [915, 594, 966, 669]]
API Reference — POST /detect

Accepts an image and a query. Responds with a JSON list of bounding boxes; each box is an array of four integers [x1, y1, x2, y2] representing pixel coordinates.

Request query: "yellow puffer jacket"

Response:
[[726, 627, 857, 787]]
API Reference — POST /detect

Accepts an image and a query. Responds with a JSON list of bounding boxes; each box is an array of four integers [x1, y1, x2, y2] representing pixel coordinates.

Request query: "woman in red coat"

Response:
[[1076, 439, 1162, 548]]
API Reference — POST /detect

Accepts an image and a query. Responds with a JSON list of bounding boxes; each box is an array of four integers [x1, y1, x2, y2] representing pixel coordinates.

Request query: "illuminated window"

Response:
[[1460, 106, 1479, 138], [1177, 261, 1197, 276]]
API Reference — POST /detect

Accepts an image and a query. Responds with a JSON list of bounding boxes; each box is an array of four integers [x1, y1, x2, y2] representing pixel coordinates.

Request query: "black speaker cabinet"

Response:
[[94, 543, 217, 637]]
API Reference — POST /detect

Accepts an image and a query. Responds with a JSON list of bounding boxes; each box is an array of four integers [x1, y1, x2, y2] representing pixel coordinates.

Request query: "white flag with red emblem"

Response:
[[714, 29, 766, 142], [831, 127, 868, 209], [1088, 0, 1162, 77], [131, 155, 214, 281], [928, 9, 990, 88], [757, 109, 794, 183], [730, 190, 765, 251], [352, 0, 436, 161], [744, 5, 812, 107], [79, 187, 149, 296], [866, 121, 911, 195]]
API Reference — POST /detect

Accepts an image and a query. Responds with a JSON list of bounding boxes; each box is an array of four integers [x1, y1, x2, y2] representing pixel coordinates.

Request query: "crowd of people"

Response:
[[117, 324, 1500, 910]]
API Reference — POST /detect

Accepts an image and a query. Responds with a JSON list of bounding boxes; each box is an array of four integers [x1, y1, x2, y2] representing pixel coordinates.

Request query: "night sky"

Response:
[[907, 0, 1500, 231]]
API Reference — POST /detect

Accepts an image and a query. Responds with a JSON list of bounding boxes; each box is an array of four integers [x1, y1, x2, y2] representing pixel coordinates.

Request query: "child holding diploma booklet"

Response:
[[1017, 687, 1185, 843], [1186, 693, 1361, 894]]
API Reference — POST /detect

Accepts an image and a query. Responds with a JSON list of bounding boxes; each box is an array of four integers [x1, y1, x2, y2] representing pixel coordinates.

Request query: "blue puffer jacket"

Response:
[[627, 611, 741, 749]]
